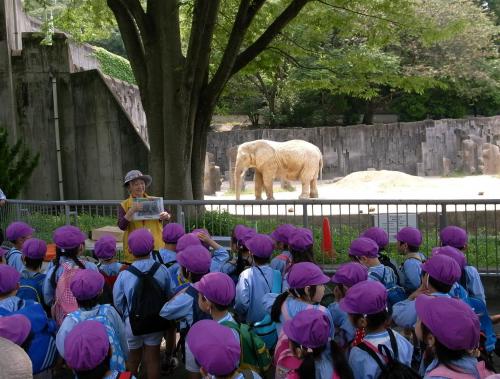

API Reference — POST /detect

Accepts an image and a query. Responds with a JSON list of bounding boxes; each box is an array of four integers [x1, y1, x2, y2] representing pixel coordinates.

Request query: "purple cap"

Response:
[[283, 309, 331, 348], [193, 272, 235, 306], [177, 245, 211, 274], [53, 225, 86, 250], [396, 227, 422, 247], [287, 262, 330, 289], [186, 320, 240, 376], [348, 237, 379, 258], [70, 269, 105, 300], [331, 263, 368, 288], [162, 223, 185, 244], [270, 224, 296, 245], [422, 254, 461, 285], [5, 222, 33, 242], [440, 226, 468, 249], [289, 228, 313, 252], [246, 234, 275, 258], [21, 238, 47, 260], [415, 295, 479, 350], [0, 315, 31, 345], [339, 280, 387, 315], [128, 228, 154, 256], [0, 265, 20, 294], [233, 225, 256, 247], [176, 233, 202, 253], [361, 227, 389, 249], [94, 235, 116, 260], [432, 246, 467, 270], [65, 320, 110, 370], [192, 228, 210, 249]]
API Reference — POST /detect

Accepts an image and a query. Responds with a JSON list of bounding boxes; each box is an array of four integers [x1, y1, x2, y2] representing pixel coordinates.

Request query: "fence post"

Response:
[[176, 204, 184, 228], [65, 204, 71, 225], [439, 203, 448, 231], [15, 203, 21, 220], [302, 203, 308, 228]]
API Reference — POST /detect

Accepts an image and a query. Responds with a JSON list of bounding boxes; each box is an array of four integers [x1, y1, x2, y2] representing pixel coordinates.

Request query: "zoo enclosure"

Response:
[[1, 199, 500, 274]]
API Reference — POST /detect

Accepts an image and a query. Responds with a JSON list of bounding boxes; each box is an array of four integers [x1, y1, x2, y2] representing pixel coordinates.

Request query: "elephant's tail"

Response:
[[319, 156, 323, 181]]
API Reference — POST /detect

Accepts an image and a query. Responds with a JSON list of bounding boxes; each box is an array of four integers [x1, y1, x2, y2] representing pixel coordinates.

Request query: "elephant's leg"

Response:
[[299, 178, 311, 199], [254, 171, 263, 200], [263, 173, 275, 200], [310, 177, 319, 198]]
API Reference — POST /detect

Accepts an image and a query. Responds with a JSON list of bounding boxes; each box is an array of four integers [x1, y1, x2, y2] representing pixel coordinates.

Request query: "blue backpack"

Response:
[[369, 267, 408, 307], [0, 299, 58, 374], [68, 304, 126, 371], [17, 272, 46, 304], [252, 267, 282, 350]]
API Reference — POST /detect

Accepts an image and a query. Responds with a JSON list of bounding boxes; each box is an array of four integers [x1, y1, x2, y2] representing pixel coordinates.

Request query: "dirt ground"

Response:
[[206, 170, 500, 200]]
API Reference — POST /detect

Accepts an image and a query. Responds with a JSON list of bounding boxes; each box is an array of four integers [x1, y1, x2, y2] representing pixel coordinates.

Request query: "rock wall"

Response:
[[207, 117, 500, 179]]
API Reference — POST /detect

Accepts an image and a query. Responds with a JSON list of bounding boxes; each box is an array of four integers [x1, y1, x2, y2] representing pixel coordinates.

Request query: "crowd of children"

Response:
[[0, 218, 498, 379]]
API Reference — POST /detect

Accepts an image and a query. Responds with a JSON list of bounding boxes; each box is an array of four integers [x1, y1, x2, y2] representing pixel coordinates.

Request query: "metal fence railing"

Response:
[[1, 199, 500, 273]]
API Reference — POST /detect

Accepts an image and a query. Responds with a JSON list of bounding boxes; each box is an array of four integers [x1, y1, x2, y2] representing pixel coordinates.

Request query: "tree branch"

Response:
[[231, 0, 311, 76], [120, 0, 152, 46], [107, 0, 148, 94]]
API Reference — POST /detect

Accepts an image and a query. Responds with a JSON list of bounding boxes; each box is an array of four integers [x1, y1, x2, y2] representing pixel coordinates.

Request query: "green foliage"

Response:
[[93, 47, 136, 84], [0, 128, 39, 199]]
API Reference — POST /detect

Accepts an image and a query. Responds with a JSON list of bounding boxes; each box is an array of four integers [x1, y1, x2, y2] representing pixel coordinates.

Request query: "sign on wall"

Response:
[[374, 213, 418, 243]]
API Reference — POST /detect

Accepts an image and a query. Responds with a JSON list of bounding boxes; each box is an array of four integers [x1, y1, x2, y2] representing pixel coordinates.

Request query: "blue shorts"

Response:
[[125, 318, 163, 350]]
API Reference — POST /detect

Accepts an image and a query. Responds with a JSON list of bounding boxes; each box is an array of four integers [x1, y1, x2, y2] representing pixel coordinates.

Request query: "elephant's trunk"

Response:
[[234, 165, 245, 200]]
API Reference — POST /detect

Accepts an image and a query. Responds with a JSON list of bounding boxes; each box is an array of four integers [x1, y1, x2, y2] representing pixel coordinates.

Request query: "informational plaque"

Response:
[[132, 197, 164, 221], [374, 213, 418, 242]]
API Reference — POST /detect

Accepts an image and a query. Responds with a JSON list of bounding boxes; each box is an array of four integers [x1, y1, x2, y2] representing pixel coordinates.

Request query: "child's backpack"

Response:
[[17, 272, 46, 304], [152, 250, 177, 268], [98, 263, 129, 305], [252, 267, 282, 350], [466, 297, 497, 354], [379, 253, 401, 284], [369, 266, 407, 307], [68, 304, 126, 371], [221, 319, 272, 375], [356, 329, 421, 379], [0, 298, 58, 374], [273, 252, 292, 274], [51, 262, 81, 325], [127, 262, 170, 335]]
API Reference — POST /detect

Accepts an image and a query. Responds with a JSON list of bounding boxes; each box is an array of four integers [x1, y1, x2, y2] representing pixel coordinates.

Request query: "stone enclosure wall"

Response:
[[207, 116, 500, 180]]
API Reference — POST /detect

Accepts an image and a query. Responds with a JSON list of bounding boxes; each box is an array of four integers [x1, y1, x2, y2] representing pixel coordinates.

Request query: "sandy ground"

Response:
[[206, 170, 500, 201]]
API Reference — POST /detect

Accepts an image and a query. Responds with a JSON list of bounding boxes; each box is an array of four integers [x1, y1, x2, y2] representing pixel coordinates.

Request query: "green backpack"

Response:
[[221, 320, 272, 374]]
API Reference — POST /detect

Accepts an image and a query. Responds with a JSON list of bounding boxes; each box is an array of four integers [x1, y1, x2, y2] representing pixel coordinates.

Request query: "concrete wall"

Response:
[[11, 33, 149, 200], [207, 116, 500, 179]]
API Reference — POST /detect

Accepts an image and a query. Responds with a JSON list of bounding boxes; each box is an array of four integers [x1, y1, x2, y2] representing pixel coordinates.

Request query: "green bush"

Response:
[[93, 47, 136, 85]]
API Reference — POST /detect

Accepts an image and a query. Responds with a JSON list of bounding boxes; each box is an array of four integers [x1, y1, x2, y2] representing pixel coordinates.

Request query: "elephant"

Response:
[[234, 139, 323, 200]]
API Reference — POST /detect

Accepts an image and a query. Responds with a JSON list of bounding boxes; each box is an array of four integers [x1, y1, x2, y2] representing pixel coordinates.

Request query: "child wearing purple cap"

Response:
[[113, 228, 172, 379], [17, 238, 47, 305], [328, 262, 368, 350], [95, 235, 127, 278], [396, 227, 426, 294], [440, 226, 486, 304], [235, 234, 281, 325], [56, 269, 128, 372], [266, 262, 332, 336], [277, 308, 353, 379], [415, 295, 494, 379], [153, 223, 185, 270], [182, 272, 242, 375], [340, 281, 414, 379], [392, 254, 461, 329], [270, 224, 296, 275], [221, 225, 256, 283], [5, 221, 34, 273], [64, 320, 136, 379], [43, 225, 99, 309], [186, 319, 261, 379]]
